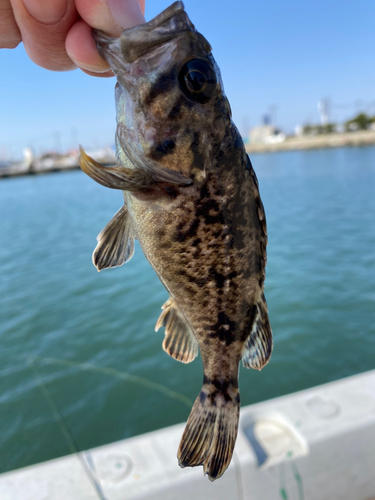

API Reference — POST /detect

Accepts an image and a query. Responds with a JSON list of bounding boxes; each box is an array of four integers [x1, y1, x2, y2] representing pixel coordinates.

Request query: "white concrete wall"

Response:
[[1, 370, 375, 500]]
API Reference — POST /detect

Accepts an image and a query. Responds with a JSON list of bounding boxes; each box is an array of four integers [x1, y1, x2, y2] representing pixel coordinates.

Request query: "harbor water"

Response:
[[1, 146, 375, 474]]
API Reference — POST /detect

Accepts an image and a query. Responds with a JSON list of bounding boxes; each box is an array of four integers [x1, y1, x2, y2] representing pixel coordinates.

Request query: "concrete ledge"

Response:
[[1, 370, 375, 500]]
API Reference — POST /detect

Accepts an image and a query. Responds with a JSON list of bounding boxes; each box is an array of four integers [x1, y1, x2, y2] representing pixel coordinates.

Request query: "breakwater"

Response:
[[246, 130, 375, 153]]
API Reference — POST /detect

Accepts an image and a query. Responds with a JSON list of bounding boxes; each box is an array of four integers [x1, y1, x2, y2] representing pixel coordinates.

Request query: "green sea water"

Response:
[[1, 146, 374, 474]]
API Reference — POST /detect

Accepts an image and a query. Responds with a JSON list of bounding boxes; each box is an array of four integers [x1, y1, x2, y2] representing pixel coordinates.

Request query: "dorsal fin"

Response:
[[246, 154, 268, 277], [155, 297, 198, 363], [246, 155, 267, 238], [93, 205, 135, 271], [242, 293, 273, 370]]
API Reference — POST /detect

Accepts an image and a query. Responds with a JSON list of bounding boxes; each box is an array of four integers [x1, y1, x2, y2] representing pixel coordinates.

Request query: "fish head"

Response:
[[94, 1, 232, 184]]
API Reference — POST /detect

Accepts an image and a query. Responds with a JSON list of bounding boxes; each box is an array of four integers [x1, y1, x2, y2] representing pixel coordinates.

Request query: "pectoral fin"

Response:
[[93, 205, 135, 271], [79, 147, 154, 191], [242, 294, 273, 370], [155, 297, 198, 364], [80, 145, 192, 192]]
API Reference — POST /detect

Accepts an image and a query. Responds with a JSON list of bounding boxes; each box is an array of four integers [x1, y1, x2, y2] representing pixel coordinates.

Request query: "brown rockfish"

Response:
[[79, 1, 272, 481]]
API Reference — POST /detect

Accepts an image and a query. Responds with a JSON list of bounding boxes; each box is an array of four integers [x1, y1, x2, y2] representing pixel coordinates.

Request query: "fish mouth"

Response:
[[138, 1, 185, 31], [94, 1, 191, 66]]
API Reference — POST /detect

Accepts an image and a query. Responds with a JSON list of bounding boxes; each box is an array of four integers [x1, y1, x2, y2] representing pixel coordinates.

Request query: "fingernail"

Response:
[[80, 68, 115, 78], [72, 58, 111, 74], [108, 0, 145, 30], [22, 0, 68, 24]]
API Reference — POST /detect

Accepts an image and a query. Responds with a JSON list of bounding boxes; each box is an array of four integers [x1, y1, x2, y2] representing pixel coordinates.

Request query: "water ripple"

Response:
[[0, 148, 375, 473]]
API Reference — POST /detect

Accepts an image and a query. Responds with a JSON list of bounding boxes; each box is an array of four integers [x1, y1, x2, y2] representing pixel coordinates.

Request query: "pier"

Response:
[[0, 150, 115, 179]]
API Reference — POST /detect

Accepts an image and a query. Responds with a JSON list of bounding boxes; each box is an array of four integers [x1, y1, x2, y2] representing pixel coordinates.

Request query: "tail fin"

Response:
[[177, 381, 240, 481]]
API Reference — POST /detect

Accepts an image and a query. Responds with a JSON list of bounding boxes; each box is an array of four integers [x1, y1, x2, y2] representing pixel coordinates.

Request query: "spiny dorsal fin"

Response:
[[247, 155, 267, 239], [242, 293, 273, 370], [155, 297, 198, 363], [93, 205, 135, 271], [246, 154, 268, 276]]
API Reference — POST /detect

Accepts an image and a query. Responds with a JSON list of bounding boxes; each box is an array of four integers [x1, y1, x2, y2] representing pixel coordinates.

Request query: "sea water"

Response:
[[0, 146, 374, 473]]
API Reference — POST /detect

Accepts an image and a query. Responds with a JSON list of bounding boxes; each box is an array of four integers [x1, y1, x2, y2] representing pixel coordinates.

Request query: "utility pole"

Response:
[[270, 104, 278, 128], [53, 131, 63, 154], [318, 99, 330, 125], [70, 127, 79, 151]]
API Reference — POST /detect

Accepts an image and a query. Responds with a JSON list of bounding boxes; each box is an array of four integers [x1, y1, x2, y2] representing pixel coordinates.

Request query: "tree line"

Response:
[[303, 113, 375, 135]]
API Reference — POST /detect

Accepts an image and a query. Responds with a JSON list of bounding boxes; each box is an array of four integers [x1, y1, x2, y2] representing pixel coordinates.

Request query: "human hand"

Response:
[[0, 0, 145, 77]]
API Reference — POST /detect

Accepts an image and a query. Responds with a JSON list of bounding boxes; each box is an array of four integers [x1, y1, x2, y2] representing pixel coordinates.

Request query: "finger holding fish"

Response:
[[66, 0, 145, 75]]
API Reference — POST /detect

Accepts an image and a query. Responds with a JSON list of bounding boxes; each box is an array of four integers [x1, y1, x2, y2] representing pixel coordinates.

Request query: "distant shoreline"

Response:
[[0, 161, 114, 180], [1, 131, 375, 179], [246, 130, 375, 154]]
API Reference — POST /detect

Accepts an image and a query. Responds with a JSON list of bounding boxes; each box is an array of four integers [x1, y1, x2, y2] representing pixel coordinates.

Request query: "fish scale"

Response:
[[79, 1, 272, 481]]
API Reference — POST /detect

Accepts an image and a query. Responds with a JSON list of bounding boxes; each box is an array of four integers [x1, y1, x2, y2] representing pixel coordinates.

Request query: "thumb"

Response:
[[107, 0, 145, 30], [10, 0, 79, 71]]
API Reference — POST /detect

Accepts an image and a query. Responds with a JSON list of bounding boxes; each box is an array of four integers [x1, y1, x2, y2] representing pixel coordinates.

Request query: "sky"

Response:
[[1, 0, 375, 160]]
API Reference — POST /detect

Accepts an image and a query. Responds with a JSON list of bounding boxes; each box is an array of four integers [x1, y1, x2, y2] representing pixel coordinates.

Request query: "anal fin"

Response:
[[93, 205, 135, 271], [155, 297, 198, 364], [242, 293, 273, 370]]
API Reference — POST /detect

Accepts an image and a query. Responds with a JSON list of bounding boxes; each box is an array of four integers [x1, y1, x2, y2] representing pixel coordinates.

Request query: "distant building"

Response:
[[249, 125, 275, 143], [23, 148, 33, 168], [295, 125, 304, 137], [249, 125, 285, 144]]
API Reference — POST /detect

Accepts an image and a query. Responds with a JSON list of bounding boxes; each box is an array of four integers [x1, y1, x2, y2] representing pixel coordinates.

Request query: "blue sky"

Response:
[[1, 0, 375, 160]]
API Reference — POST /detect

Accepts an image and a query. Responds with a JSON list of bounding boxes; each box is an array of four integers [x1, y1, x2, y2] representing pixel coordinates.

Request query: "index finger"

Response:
[[0, 0, 21, 48], [65, 0, 145, 75]]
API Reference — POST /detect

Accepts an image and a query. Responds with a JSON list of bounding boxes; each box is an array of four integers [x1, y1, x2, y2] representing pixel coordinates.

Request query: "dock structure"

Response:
[[1, 370, 375, 499], [0, 161, 81, 179], [0, 151, 116, 179], [0, 160, 115, 179]]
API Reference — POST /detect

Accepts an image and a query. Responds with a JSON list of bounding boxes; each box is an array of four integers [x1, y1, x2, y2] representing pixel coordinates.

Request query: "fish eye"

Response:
[[178, 59, 217, 104]]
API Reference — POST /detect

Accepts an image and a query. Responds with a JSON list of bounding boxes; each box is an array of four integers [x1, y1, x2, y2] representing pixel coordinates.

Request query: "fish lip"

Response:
[[120, 1, 188, 63], [94, 1, 190, 65], [143, 1, 185, 30]]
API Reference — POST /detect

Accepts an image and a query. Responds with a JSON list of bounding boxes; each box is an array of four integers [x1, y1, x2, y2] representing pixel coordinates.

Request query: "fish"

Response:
[[79, 1, 272, 481]]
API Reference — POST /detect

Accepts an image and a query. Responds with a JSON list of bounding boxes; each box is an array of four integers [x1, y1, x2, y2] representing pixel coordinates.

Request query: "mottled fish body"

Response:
[[79, 1, 272, 481]]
